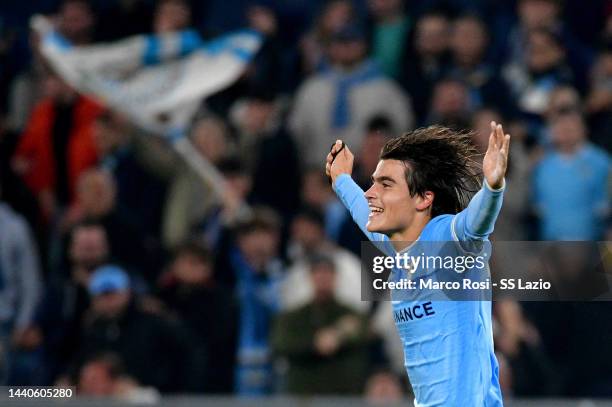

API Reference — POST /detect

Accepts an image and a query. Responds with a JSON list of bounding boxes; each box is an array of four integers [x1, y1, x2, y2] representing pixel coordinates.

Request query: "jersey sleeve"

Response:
[[451, 179, 505, 241], [333, 174, 386, 242]]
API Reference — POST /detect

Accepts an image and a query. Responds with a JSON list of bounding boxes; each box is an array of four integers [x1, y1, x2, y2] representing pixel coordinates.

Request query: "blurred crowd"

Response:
[[0, 0, 611, 402]]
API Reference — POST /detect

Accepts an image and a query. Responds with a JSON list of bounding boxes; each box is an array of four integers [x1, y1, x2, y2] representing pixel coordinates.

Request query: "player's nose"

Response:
[[364, 184, 376, 200]]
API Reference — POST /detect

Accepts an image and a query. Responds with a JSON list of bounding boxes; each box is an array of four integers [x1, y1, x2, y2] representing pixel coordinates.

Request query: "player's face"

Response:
[[364, 160, 417, 236]]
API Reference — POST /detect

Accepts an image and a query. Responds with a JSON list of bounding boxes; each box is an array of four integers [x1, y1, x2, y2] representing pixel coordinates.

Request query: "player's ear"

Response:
[[415, 191, 434, 211]]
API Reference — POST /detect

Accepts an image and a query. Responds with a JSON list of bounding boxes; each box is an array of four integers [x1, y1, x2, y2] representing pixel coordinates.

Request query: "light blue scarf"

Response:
[[230, 248, 282, 395], [330, 60, 382, 129]]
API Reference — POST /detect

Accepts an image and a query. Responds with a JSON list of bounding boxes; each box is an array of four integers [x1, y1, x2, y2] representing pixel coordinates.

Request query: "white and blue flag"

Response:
[[31, 15, 261, 136], [31, 15, 262, 198]]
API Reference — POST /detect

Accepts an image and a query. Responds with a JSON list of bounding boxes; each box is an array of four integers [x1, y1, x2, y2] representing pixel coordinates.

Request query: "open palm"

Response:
[[483, 122, 511, 190]]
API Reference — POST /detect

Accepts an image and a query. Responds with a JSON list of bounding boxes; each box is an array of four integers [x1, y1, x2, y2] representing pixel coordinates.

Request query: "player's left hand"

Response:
[[483, 121, 511, 190]]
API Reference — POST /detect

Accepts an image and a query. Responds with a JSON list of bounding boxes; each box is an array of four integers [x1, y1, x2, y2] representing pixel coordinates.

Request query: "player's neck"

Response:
[[388, 216, 431, 251]]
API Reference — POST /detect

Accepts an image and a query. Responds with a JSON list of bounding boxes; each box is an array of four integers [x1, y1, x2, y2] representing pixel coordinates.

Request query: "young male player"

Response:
[[326, 122, 510, 406]]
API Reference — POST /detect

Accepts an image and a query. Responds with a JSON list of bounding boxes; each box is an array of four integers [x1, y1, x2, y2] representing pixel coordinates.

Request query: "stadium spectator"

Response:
[[585, 46, 612, 115], [37, 221, 109, 381], [585, 45, 612, 153], [532, 109, 610, 240], [157, 242, 237, 393], [158, 116, 231, 249], [290, 22, 413, 167], [190, 157, 253, 257], [56, 0, 95, 45], [505, 0, 593, 86], [494, 300, 559, 396], [448, 14, 516, 119], [245, 5, 285, 94], [167, 156, 254, 290], [77, 352, 160, 403], [247, 4, 277, 38], [230, 208, 284, 396], [540, 84, 582, 144], [230, 87, 301, 221], [5, 47, 46, 134], [508, 0, 562, 62], [153, 0, 192, 34], [503, 28, 576, 124], [0, 199, 42, 384], [12, 72, 103, 220], [73, 265, 197, 393], [545, 85, 581, 120], [205, 4, 285, 114], [272, 254, 368, 394], [366, 0, 410, 80], [425, 77, 472, 129], [62, 169, 116, 230], [92, 111, 167, 243], [282, 206, 367, 313], [400, 11, 451, 123], [299, 0, 355, 75], [129, 114, 234, 250], [0, 107, 40, 232], [61, 169, 149, 276]]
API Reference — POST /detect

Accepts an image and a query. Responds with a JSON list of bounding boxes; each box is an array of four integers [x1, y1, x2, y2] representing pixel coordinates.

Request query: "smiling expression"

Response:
[[364, 159, 426, 237]]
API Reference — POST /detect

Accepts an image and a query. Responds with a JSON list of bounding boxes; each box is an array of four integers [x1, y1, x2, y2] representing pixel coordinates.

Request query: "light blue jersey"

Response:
[[334, 174, 504, 406], [533, 143, 610, 240]]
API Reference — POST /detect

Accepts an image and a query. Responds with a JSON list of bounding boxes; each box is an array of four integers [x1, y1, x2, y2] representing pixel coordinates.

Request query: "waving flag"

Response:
[[32, 15, 262, 135], [31, 15, 261, 199]]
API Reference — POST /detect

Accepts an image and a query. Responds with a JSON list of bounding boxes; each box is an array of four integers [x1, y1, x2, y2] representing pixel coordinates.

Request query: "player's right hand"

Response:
[[325, 139, 354, 186]]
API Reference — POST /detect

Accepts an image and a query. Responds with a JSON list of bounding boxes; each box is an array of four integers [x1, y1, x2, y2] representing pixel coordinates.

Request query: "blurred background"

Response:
[[0, 0, 611, 405]]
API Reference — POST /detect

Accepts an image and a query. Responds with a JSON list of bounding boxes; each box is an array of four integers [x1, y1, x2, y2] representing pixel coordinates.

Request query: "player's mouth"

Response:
[[368, 204, 384, 219]]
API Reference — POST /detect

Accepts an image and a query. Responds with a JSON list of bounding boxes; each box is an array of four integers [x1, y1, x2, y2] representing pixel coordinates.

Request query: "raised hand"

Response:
[[325, 140, 354, 185], [483, 122, 511, 190]]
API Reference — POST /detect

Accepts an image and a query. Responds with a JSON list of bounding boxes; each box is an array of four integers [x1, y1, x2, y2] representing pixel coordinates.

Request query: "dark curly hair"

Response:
[[380, 125, 482, 218]]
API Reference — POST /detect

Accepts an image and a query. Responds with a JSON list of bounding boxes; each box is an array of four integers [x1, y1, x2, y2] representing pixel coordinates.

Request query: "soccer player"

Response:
[[326, 122, 510, 406]]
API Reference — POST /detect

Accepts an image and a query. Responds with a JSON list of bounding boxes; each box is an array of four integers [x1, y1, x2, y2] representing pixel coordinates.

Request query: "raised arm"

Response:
[[333, 174, 386, 241], [326, 141, 385, 242], [452, 179, 505, 240], [453, 122, 511, 241]]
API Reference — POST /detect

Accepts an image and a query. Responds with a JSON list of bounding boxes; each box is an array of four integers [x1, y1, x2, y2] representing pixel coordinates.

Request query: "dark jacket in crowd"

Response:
[[158, 279, 238, 393], [74, 299, 198, 393], [272, 299, 369, 395], [249, 127, 301, 222], [36, 276, 90, 381]]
